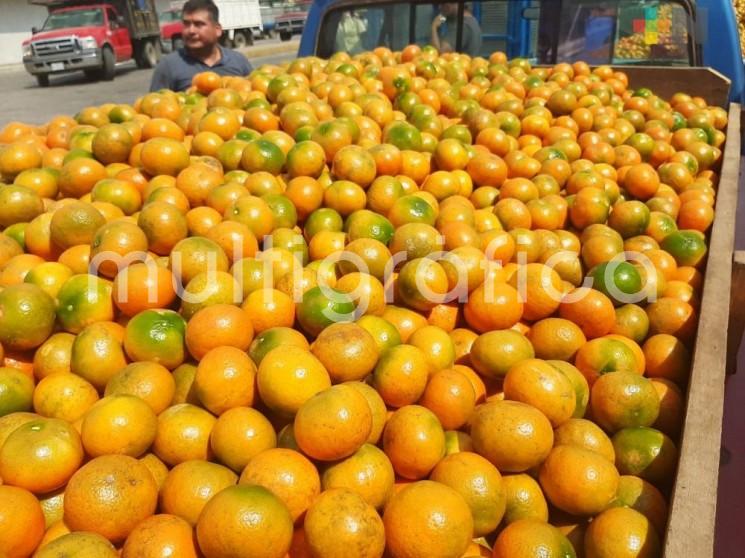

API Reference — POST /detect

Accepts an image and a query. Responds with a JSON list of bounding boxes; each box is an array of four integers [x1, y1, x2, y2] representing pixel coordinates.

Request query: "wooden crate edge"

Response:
[[663, 102, 741, 557]]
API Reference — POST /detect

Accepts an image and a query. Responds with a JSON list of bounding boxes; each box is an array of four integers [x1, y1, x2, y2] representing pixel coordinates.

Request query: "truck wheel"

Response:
[[141, 40, 160, 69], [172, 36, 184, 51], [279, 31, 291, 41], [101, 47, 116, 81], [36, 74, 50, 87], [232, 31, 247, 49]]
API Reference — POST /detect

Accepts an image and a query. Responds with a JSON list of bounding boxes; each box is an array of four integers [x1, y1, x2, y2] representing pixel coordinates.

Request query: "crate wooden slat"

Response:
[[664, 101, 738, 556]]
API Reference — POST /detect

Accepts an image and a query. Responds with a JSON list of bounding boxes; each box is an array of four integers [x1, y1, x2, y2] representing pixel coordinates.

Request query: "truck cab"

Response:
[[22, 0, 162, 87], [298, 0, 745, 102]]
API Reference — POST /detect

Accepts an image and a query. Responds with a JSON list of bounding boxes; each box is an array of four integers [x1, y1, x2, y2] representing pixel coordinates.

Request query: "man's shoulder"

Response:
[[220, 47, 252, 72]]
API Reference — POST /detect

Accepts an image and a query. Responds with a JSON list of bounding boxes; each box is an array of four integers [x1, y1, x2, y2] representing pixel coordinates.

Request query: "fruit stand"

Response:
[[0, 45, 741, 557]]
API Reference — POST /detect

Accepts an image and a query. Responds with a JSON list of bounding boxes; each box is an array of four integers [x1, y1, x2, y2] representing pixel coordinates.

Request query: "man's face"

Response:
[[182, 9, 222, 50], [441, 3, 457, 16]]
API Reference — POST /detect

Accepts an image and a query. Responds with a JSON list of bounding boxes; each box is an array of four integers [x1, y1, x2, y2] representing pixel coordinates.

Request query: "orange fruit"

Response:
[[418, 368, 476, 430], [492, 519, 577, 558], [584, 507, 661, 558], [0, 485, 46, 558], [0, 366, 34, 416], [590, 371, 660, 432], [502, 473, 550, 524], [35, 531, 118, 557], [504, 358, 576, 427], [112, 262, 177, 316], [383, 480, 473, 558], [0, 417, 83, 494], [160, 460, 238, 525], [527, 317, 586, 361], [310, 322, 379, 382], [152, 403, 216, 466], [80, 394, 157, 458], [238, 448, 320, 523], [383, 404, 445, 480], [294, 384, 372, 461], [612, 426, 678, 485], [104, 361, 176, 415], [371, 343, 429, 407], [121, 514, 199, 558], [194, 346, 257, 415], [0, 283, 56, 351], [554, 417, 615, 463], [210, 406, 277, 473], [539, 444, 620, 515], [470, 400, 554, 473], [63, 454, 159, 544], [430, 451, 506, 536], [320, 442, 394, 510], [469, 329, 535, 379], [558, 287, 616, 339], [303, 488, 385, 558], [257, 345, 331, 416], [196, 484, 294, 558], [464, 281, 524, 332]]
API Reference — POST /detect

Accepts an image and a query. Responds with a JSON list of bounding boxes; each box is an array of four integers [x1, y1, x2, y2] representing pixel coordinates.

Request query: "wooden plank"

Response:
[[663, 103, 741, 557], [727, 251, 745, 375], [620, 66, 732, 108]]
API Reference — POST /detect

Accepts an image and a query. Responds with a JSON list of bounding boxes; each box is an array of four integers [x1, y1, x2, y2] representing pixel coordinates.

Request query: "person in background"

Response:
[[335, 10, 368, 54], [431, 2, 482, 56], [150, 0, 252, 92]]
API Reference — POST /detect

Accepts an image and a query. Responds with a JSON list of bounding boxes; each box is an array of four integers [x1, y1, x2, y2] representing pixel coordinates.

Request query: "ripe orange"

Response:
[[196, 484, 294, 558], [160, 460, 238, 525], [294, 384, 372, 461], [0, 417, 83, 494], [470, 400, 554, 473], [492, 519, 577, 558], [121, 514, 199, 558], [0, 485, 46, 558], [63, 454, 158, 543], [430, 451, 506, 536], [382, 405, 445, 480], [383, 480, 473, 558], [239, 448, 320, 523], [303, 488, 385, 558]]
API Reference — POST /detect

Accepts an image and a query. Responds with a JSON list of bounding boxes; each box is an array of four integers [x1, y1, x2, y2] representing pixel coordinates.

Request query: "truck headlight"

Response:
[[22, 44, 32, 58], [79, 36, 98, 49]]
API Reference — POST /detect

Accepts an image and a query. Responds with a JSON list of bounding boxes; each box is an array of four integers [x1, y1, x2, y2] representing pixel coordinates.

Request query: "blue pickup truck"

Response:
[[298, 0, 745, 102]]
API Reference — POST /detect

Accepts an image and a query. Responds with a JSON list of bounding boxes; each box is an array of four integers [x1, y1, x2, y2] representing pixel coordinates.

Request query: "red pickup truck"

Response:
[[22, 0, 162, 87], [159, 7, 183, 52]]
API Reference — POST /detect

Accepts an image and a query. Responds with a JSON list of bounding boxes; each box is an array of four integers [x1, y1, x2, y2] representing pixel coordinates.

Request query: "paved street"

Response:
[[0, 39, 299, 128]]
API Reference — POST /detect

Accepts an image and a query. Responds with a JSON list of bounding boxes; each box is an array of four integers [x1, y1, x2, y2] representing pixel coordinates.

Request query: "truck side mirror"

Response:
[[117, 15, 126, 27], [31, 26, 38, 34]]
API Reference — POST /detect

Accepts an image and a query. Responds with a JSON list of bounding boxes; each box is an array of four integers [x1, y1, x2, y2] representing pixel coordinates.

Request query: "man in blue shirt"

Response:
[[150, 0, 252, 92]]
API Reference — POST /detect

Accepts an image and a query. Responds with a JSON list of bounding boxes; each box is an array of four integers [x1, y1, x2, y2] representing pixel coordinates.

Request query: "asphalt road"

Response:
[[0, 46, 295, 129]]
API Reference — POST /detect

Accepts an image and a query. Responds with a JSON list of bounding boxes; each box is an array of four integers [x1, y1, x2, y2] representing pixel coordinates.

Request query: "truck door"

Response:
[[106, 7, 133, 61]]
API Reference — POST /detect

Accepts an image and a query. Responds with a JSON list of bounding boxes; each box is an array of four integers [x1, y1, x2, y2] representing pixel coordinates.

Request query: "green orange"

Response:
[[0, 367, 34, 416], [123, 309, 186, 369], [56, 274, 114, 334], [296, 286, 356, 337], [0, 283, 55, 350]]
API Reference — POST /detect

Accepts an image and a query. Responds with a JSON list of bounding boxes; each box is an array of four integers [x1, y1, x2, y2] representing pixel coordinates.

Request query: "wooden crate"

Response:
[[619, 66, 740, 557]]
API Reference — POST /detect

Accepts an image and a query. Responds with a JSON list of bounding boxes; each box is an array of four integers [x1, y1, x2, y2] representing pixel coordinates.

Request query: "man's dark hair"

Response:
[[182, 0, 219, 23]]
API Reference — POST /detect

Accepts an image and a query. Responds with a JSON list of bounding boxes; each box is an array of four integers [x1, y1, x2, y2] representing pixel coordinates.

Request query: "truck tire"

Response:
[[101, 47, 115, 81], [232, 31, 247, 49], [136, 39, 161, 69], [36, 74, 50, 87], [280, 30, 291, 41]]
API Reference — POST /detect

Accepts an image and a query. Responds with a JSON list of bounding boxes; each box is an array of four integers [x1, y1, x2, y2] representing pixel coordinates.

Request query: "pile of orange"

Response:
[[0, 43, 722, 558]]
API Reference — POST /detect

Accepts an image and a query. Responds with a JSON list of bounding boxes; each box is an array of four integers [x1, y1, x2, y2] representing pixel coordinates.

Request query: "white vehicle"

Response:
[[169, 0, 262, 47]]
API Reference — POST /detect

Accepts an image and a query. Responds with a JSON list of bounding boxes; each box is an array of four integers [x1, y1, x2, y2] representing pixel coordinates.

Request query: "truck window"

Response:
[[106, 8, 121, 28], [42, 8, 105, 31], [316, 0, 694, 66]]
